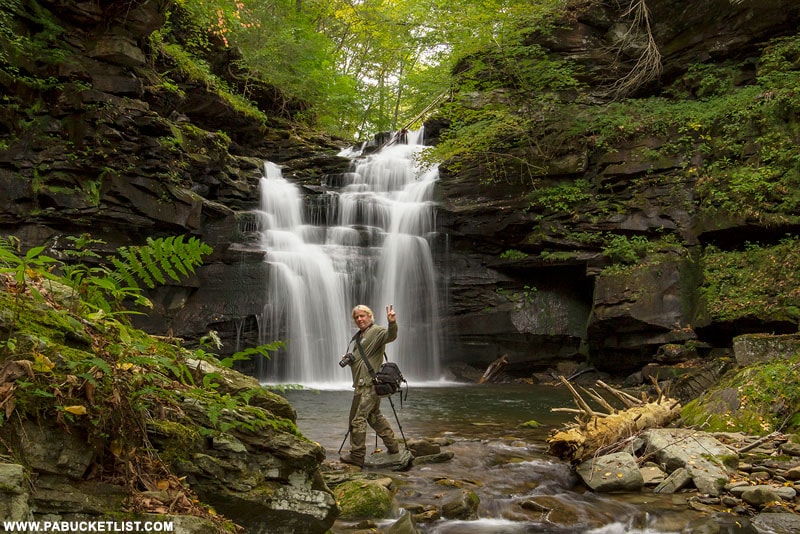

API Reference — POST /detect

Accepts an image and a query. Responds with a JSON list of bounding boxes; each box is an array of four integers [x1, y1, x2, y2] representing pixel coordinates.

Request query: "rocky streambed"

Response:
[[285, 386, 800, 534]]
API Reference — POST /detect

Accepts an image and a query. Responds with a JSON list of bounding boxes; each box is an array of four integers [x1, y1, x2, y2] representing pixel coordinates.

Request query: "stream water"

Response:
[[283, 385, 707, 533]]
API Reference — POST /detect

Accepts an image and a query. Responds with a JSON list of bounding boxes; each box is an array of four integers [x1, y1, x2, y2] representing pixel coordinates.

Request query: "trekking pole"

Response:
[[338, 428, 350, 454], [386, 395, 408, 451]]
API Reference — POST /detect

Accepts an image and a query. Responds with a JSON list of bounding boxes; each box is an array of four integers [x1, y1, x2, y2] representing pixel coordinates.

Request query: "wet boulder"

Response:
[[407, 437, 454, 465], [441, 489, 480, 520], [752, 512, 800, 534], [576, 452, 644, 492], [643, 428, 737, 496], [732, 485, 797, 507], [385, 510, 423, 533], [364, 449, 413, 471], [333, 478, 395, 520], [412, 451, 455, 465], [407, 438, 440, 457]]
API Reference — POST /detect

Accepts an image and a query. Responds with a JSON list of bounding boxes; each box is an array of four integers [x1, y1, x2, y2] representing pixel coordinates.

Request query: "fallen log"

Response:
[[478, 354, 508, 384], [547, 376, 682, 464]]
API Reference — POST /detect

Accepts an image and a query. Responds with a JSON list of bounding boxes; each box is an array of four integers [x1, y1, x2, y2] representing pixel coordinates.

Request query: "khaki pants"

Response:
[[348, 385, 398, 457]]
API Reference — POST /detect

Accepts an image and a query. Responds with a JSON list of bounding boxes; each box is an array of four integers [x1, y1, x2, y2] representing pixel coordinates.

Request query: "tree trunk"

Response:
[[546, 377, 681, 463]]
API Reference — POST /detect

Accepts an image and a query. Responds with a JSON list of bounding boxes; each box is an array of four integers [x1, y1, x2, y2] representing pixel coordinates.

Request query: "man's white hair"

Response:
[[351, 304, 374, 322]]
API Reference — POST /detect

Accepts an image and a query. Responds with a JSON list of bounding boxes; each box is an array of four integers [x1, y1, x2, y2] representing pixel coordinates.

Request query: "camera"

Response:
[[339, 352, 356, 368]]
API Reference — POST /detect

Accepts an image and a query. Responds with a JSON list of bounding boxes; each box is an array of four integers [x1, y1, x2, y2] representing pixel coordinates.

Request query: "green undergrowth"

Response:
[[682, 352, 800, 434], [0, 236, 292, 531], [434, 28, 800, 231], [152, 34, 268, 125], [701, 236, 800, 323]]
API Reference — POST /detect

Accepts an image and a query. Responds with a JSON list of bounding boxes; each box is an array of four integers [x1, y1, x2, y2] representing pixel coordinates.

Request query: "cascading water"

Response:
[[254, 128, 442, 387]]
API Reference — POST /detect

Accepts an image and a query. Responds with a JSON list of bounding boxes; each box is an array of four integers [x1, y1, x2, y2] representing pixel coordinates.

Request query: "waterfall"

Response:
[[255, 128, 442, 387]]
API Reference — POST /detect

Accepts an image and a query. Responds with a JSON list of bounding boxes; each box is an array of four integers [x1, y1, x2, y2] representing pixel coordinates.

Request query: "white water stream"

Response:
[[254, 128, 443, 387]]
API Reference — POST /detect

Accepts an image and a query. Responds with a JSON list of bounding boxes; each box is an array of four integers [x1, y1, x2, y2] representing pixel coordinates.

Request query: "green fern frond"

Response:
[[177, 236, 212, 273], [139, 245, 165, 286], [167, 236, 190, 278], [152, 236, 180, 282], [112, 236, 212, 290], [109, 257, 139, 289], [117, 247, 155, 288]]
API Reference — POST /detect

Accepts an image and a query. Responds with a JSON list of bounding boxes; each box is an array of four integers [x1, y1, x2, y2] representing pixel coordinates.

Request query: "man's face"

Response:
[[354, 311, 372, 331]]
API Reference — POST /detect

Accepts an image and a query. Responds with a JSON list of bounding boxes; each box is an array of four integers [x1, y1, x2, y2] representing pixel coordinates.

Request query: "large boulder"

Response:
[[159, 399, 337, 534], [586, 254, 704, 373], [0, 387, 337, 533], [733, 334, 800, 367], [333, 478, 394, 520], [642, 428, 737, 496], [576, 452, 644, 492]]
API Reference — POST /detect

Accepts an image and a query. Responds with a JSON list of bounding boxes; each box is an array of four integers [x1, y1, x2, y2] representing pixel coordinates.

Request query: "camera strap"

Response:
[[353, 330, 406, 405], [352, 331, 384, 380]]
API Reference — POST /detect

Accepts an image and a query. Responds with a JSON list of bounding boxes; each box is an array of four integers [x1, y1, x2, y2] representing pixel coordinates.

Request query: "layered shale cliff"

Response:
[[1, 0, 799, 386], [433, 0, 800, 383]]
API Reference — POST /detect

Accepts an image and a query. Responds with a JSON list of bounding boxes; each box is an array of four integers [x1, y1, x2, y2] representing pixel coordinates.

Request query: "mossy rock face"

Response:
[[333, 479, 394, 520], [681, 350, 800, 434]]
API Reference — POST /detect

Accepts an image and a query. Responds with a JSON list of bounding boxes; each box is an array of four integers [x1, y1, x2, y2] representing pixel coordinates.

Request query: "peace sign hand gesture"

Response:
[[386, 305, 397, 323]]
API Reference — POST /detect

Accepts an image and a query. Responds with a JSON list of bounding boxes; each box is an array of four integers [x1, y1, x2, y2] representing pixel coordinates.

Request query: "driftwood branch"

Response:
[[478, 354, 508, 384], [552, 407, 609, 417], [737, 431, 782, 454], [582, 386, 617, 414], [558, 376, 596, 417], [596, 380, 643, 408], [547, 376, 681, 463]]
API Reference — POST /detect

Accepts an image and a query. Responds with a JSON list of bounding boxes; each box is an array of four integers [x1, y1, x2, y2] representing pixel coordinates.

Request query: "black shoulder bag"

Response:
[[353, 333, 407, 402]]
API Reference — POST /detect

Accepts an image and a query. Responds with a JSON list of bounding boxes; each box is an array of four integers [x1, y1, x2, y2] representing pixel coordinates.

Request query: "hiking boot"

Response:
[[339, 453, 364, 467], [387, 445, 400, 454]]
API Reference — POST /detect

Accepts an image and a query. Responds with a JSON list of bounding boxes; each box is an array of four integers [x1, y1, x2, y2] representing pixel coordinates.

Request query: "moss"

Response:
[[681, 352, 800, 434], [181, 388, 301, 437], [715, 453, 740, 471], [333, 479, 393, 520], [520, 420, 542, 428], [701, 237, 800, 323], [236, 404, 301, 436], [148, 420, 202, 463]]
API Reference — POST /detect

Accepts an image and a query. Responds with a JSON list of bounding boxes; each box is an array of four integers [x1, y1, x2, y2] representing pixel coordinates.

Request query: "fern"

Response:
[[218, 341, 285, 368], [111, 236, 212, 289], [1, 234, 212, 322]]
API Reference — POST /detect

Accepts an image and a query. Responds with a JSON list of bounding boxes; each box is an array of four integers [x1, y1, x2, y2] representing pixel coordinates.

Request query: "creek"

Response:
[[283, 384, 708, 533]]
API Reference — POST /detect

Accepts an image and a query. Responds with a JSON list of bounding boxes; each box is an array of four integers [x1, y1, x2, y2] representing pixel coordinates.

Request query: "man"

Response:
[[340, 304, 400, 467]]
